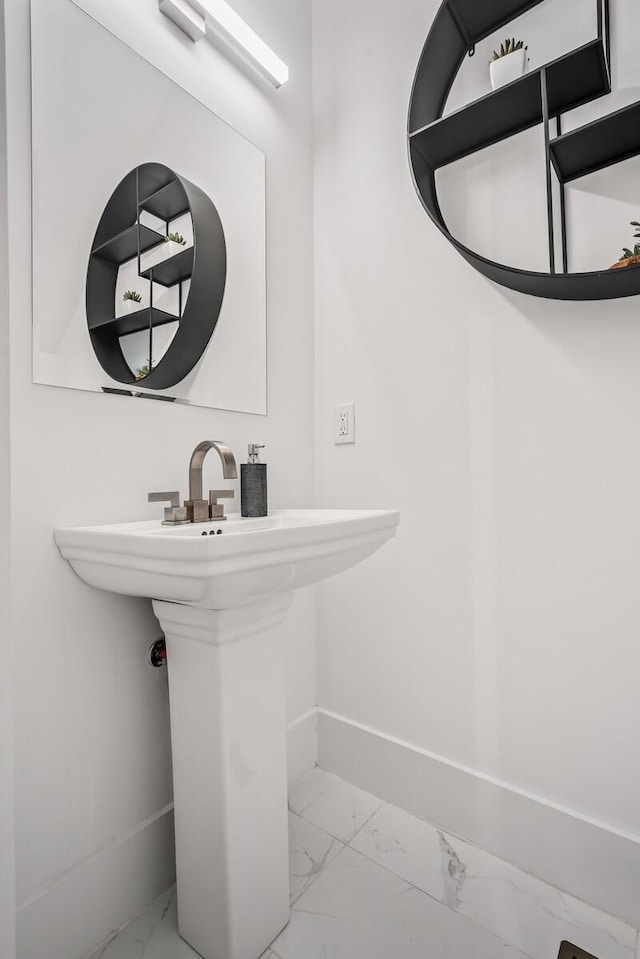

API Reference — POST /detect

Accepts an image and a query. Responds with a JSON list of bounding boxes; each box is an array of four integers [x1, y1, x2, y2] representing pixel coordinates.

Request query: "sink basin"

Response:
[[55, 506, 399, 959], [54, 508, 399, 609]]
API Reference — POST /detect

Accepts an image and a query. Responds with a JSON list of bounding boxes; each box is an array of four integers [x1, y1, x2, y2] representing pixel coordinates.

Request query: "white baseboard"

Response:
[[318, 709, 640, 928], [287, 708, 318, 787], [16, 710, 639, 954], [16, 809, 175, 959]]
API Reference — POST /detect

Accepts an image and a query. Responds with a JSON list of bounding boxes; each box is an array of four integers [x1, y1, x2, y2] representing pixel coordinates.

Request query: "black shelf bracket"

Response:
[[556, 116, 569, 274], [597, 0, 612, 76], [541, 67, 555, 275], [446, 0, 475, 57]]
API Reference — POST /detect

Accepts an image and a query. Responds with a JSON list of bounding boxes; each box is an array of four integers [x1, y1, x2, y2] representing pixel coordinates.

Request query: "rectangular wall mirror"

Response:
[[31, 0, 267, 414]]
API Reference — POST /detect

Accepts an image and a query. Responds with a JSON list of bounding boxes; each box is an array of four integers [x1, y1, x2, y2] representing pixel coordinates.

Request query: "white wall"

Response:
[[0, 1, 16, 955], [4, 0, 315, 955], [313, 0, 640, 925]]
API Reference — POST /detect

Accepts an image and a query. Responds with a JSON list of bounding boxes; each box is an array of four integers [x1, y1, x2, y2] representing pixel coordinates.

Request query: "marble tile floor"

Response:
[[88, 767, 639, 959]]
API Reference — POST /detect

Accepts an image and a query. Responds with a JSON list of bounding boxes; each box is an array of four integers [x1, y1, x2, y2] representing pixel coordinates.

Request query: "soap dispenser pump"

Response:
[[241, 444, 267, 517]]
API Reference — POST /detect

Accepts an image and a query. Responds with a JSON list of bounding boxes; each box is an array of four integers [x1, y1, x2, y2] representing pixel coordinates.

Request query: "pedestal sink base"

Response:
[[153, 594, 293, 959]]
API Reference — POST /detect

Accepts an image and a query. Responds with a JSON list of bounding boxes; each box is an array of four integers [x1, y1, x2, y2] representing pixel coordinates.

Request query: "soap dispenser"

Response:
[[241, 444, 268, 517]]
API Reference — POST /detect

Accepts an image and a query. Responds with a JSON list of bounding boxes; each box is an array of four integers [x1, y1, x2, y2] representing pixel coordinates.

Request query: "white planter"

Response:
[[121, 298, 142, 314], [141, 239, 187, 272], [490, 47, 526, 90], [164, 240, 186, 258]]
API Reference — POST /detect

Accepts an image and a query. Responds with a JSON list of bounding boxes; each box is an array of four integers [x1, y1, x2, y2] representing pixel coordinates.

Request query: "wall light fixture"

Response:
[[159, 0, 289, 88]]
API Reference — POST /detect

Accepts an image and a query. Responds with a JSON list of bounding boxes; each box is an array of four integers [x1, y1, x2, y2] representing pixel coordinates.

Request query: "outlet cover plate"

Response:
[[334, 403, 355, 445]]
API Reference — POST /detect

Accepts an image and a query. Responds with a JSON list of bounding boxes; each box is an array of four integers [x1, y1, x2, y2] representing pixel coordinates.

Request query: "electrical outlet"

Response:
[[334, 403, 355, 444]]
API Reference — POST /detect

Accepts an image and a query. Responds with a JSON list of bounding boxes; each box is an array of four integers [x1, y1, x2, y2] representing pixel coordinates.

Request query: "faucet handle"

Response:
[[148, 491, 190, 526], [209, 489, 234, 521]]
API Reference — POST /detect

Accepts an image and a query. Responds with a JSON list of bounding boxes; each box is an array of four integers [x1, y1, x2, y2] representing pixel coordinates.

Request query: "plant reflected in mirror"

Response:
[[134, 362, 153, 381]]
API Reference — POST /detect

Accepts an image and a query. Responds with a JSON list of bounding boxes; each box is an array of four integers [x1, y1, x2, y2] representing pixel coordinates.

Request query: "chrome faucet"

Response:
[[148, 440, 238, 525], [185, 440, 238, 523]]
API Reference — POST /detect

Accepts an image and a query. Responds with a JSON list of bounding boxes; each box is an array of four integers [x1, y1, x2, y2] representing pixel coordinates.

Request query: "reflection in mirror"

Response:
[[86, 162, 226, 392], [31, 0, 267, 413]]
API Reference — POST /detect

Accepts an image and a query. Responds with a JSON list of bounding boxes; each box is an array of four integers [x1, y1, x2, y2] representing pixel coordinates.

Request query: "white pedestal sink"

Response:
[[55, 509, 399, 959]]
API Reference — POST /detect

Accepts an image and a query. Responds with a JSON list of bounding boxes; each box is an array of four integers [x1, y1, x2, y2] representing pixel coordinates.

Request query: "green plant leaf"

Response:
[[493, 38, 525, 60]]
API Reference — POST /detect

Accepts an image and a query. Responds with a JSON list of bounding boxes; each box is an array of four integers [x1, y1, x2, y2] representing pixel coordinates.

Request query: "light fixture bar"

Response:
[[159, 0, 289, 88], [159, 0, 206, 42]]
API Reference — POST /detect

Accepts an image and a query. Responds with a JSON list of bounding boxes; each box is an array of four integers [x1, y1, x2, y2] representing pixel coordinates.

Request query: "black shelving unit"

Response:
[[140, 247, 194, 287], [550, 100, 640, 183], [411, 40, 609, 170], [407, 0, 640, 300], [87, 306, 179, 338], [86, 162, 226, 388]]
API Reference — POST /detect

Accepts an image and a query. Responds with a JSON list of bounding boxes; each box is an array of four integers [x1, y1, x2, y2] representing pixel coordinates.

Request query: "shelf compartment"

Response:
[[91, 224, 165, 264], [410, 39, 610, 170], [139, 247, 194, 287], [139, 180, 190, 221], [88, 307, 179, 338], [550, 99, 640, 183]]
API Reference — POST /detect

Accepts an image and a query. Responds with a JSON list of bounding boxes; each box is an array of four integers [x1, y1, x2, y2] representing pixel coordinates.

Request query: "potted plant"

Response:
[[122, 290, 142, 314], [164, 231, 187, 256], [134, 362, 153, 381], [490, 38, 527, 90], [609, 222, 640, 270]]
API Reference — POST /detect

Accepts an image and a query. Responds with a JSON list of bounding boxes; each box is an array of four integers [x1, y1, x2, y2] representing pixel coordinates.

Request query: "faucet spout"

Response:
[[188, 440, 238, 502]]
